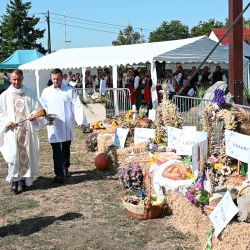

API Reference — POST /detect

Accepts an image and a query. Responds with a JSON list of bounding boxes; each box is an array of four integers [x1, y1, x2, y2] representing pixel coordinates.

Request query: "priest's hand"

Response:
[[27, 114, 36, 121], [6, 121, 15, 129]]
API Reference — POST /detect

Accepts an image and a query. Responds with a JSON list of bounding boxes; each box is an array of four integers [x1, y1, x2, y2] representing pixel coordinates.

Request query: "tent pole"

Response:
[[151, 62, 158, 109], [112, 65, 119, 115], [35, 69, 40, 98], [81, 67, 86, 98]]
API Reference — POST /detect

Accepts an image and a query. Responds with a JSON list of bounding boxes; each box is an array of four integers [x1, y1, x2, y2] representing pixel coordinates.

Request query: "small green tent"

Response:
[[0, 49, 44, 69]]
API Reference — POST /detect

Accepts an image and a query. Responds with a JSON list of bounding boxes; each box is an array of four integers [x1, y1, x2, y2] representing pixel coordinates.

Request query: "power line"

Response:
[[50, 21, 119, 35], [50, 11, 154, 32], [50, 16, 123, 31]]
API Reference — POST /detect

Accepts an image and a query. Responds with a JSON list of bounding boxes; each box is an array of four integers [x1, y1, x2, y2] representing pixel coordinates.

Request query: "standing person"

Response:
[[171, 64, 185, 92], [40, 68, 88, 183], [125, 68, 137, 109], [200, 66, 211, 86], [209, 65, 227, 84], [0, 69, 44, 194], [143, 70, 153, 109]]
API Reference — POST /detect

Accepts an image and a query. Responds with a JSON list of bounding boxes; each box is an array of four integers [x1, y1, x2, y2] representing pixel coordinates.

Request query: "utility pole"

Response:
[[140, 28, 143, 43], [46, 10, 51, 53], [64, 12, 67, 48]]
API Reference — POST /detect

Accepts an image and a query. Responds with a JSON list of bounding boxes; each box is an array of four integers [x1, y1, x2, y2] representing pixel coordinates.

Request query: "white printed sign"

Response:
[[225, 130, 250, 163], [134, 128, 155, 145], [192, 140, 208, 172], [167, 127, 181, 150], [114, 128, 129, 148], [167, 126, 207, 155], [176, 131, 207, 156], [148, 109, 156, 121], [209, 191, 239, 237], [182, 126, 197, 133]]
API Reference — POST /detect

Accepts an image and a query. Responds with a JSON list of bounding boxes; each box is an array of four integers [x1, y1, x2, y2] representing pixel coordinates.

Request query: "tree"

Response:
[[190, 19, 224, 37], [112, 25, 144, 45], [148, 20, 189, 42], [0, 0, 46, 61]]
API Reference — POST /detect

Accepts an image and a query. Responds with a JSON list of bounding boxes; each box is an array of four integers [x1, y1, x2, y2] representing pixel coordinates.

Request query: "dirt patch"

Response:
[[0, 128, 199, 250]]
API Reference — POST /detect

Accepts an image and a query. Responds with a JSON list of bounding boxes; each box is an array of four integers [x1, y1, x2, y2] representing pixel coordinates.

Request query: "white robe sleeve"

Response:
[[73, 91, 89, 126]]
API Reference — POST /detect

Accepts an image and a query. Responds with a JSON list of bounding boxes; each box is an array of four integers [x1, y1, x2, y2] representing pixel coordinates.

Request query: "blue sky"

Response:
[[1, 0, 250, 51]]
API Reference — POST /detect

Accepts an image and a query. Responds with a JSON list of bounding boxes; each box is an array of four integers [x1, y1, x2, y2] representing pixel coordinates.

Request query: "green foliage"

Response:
[[196, 84, 208, 98], [243, 85, 250, 100], [0, 0, 46, 61], [112, 24, 144, 45], [148, 20, 189, 42], [190, 19, 224, 37], [198, 189, 210, 204]]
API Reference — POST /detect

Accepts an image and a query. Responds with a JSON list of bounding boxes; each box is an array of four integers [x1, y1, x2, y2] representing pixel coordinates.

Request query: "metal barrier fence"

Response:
[[172, 94, 250, 129], [77, 87, 131, 118]]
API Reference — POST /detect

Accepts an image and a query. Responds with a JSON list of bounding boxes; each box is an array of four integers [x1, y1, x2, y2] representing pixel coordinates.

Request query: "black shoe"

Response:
[[54, 176, 64, 184], [11, 181, 19, 194], [19, 180, 28, 192], [63, 169, 71, 178]]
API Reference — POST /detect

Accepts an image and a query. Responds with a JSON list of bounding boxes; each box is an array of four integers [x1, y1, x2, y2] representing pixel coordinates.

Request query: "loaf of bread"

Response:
[[162, 162, 192, 180]]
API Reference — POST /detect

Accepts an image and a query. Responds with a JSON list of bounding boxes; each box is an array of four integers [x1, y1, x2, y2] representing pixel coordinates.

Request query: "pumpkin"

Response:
[[94, 153, 109, 171]]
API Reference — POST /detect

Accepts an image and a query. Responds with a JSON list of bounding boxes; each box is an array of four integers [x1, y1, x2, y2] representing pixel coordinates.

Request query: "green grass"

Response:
[[0, 198, 40, 216]]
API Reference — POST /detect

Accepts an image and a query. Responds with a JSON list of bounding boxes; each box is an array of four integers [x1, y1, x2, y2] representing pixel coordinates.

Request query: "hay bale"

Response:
[[167, 191, 211, 244], [166, 191, 250, 250], [116, 144, 151, 172], [97, 133, 115, 153]]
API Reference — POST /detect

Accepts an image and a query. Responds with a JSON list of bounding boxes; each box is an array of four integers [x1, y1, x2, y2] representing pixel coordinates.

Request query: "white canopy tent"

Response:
[[19, 36, 203, 100], [153, 36, 249, 88], [19, 35, 249, 102]]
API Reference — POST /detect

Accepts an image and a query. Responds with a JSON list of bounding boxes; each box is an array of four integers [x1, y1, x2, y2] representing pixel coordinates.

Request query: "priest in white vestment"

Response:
[[0, 69, 45, 194], [40, 68, 88, 183]]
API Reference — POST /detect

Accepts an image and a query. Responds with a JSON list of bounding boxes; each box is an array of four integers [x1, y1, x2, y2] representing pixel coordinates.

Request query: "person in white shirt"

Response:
[[62, 73, 70, 85], [40, 68, 88, 183]]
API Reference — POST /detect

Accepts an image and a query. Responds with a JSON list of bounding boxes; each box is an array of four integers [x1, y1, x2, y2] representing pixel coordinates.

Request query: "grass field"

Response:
[[0, 128, 199, 250]]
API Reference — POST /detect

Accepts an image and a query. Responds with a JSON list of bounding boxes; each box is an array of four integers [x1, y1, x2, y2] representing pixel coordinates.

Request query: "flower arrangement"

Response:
[[212, 89, 226, 108], [84, 133, 98, 152], [119, 163, 144, 191], [146, 137, 172, 154], [185, 176, 210, 206], [137, 106, 148, 119]]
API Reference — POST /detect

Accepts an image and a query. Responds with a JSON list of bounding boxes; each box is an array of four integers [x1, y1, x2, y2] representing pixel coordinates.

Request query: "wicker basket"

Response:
[[237, 184, 250, 202], [122, 175, 166, 220]]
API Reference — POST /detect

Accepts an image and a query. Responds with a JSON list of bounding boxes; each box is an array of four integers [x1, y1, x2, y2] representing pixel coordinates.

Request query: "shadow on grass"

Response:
[[0, 212, 82, 237], [30, 168, 118, 191]]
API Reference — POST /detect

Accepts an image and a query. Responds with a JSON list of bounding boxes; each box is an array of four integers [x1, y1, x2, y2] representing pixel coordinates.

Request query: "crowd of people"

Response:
[[46, 64, 227, 111]]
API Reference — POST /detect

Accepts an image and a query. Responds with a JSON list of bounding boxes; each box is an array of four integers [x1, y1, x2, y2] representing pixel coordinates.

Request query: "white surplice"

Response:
[[40, 84, 88, 143], [0, 85, 45, 184]]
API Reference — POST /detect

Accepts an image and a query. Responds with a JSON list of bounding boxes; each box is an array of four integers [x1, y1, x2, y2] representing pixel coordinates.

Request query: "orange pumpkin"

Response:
[[94, 153, 109, 171]]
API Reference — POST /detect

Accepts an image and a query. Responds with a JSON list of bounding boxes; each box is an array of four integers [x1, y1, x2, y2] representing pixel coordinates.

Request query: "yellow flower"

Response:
[[185, 172, 195, 179]]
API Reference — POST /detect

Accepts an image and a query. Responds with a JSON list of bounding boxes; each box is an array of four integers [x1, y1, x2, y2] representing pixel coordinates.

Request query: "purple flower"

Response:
[[213, 89, 226, 108], [185, 191, 196, 203]]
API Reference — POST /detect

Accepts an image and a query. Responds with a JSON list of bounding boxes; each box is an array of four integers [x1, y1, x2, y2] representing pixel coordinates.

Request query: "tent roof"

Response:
[[0, 49, 44, 69], [153, 36, 230, 64], [19, 36, 204, 71]]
